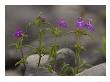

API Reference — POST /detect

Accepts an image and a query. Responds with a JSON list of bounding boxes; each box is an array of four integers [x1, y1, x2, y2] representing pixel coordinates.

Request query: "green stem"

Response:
[[39, 29, 43, 47], [37, 55, 42, 67], [74, 36, 81, 74], [54, 37, 57, 60], [74, 55, 77, 74], [76, 50, 81, 74], [74, 50, 79, 74], [20, 47, 26, 70], [37, 29, 44, 68], [64, 35, 68, 47]]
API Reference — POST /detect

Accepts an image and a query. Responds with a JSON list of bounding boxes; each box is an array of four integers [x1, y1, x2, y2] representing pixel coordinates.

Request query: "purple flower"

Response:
[[85, 19, 95, 31], [58, 17, 68, 28], [76, 17, 85, 28], [75, 17, 95, 31], [15, 29, 24, 38]]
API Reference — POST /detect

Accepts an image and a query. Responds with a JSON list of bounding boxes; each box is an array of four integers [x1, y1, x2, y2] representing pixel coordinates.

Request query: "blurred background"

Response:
[[5, 5, 106, 75]]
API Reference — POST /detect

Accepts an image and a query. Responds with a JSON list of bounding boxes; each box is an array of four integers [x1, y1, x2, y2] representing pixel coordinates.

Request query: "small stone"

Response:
[[26, 54, 49, 68], [25, 54, 56, 76], [76, 63, 106, 76], [52, 48, 75, 73]]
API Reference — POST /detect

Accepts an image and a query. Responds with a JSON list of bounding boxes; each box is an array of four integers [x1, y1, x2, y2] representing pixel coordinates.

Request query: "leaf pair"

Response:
[[74, 42, 85, 52], [49, 27, 62, 37]]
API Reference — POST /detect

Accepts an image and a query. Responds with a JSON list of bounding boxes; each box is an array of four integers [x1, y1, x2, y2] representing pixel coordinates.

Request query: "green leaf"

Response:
[[62, 64, 70, 70], [100, 35, 106, 56], [16, 41, 20, 49], [15, 54, 31, 66], [60, 63, 74, 76], [15, 57, 26, 66], [15, 40, 22, 49], [8, 43, 16, 47], [23, 45, 35, 49], [45, 64, 54, 73], [49, 44, 59, 58], [41, 47, 49, 55]]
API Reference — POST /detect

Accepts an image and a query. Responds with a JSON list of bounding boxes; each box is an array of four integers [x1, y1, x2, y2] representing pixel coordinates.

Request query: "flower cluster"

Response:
[[76, 17, 95, 31], [57, 16, 95, 31]]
